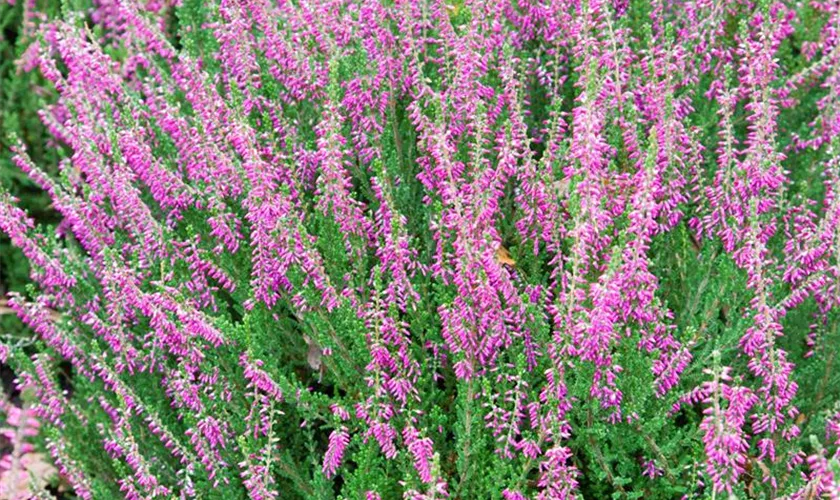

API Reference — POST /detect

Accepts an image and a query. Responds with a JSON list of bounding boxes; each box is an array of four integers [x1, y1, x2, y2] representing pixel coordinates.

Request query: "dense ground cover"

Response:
[[1, 0, 840, 498]]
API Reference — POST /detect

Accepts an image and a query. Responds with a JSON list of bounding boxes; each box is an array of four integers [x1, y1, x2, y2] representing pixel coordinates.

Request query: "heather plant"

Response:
[[1, 0, 840, 498], [0, 0, 65, 335]]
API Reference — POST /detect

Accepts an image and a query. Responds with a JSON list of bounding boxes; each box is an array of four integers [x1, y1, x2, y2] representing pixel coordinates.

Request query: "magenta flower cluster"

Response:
[[1, 0, 840, 498]]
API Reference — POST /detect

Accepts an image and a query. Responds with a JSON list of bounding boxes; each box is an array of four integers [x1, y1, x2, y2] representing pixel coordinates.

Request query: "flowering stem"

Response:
[[456, 375, 474, 496], [635, 423, 676, 483]]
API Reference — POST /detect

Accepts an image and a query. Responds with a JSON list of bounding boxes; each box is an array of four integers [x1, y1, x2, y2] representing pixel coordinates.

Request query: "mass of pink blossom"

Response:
[[0, 0, 838, 498]]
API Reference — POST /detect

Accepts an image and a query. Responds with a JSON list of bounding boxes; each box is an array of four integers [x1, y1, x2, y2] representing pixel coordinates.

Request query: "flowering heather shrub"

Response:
[[2, 0, 840, 497], [0, 0, 65, 317]]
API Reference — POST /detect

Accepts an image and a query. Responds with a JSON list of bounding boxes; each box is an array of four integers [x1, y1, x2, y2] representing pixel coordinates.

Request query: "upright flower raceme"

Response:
[[699, 360, 758, 494]]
